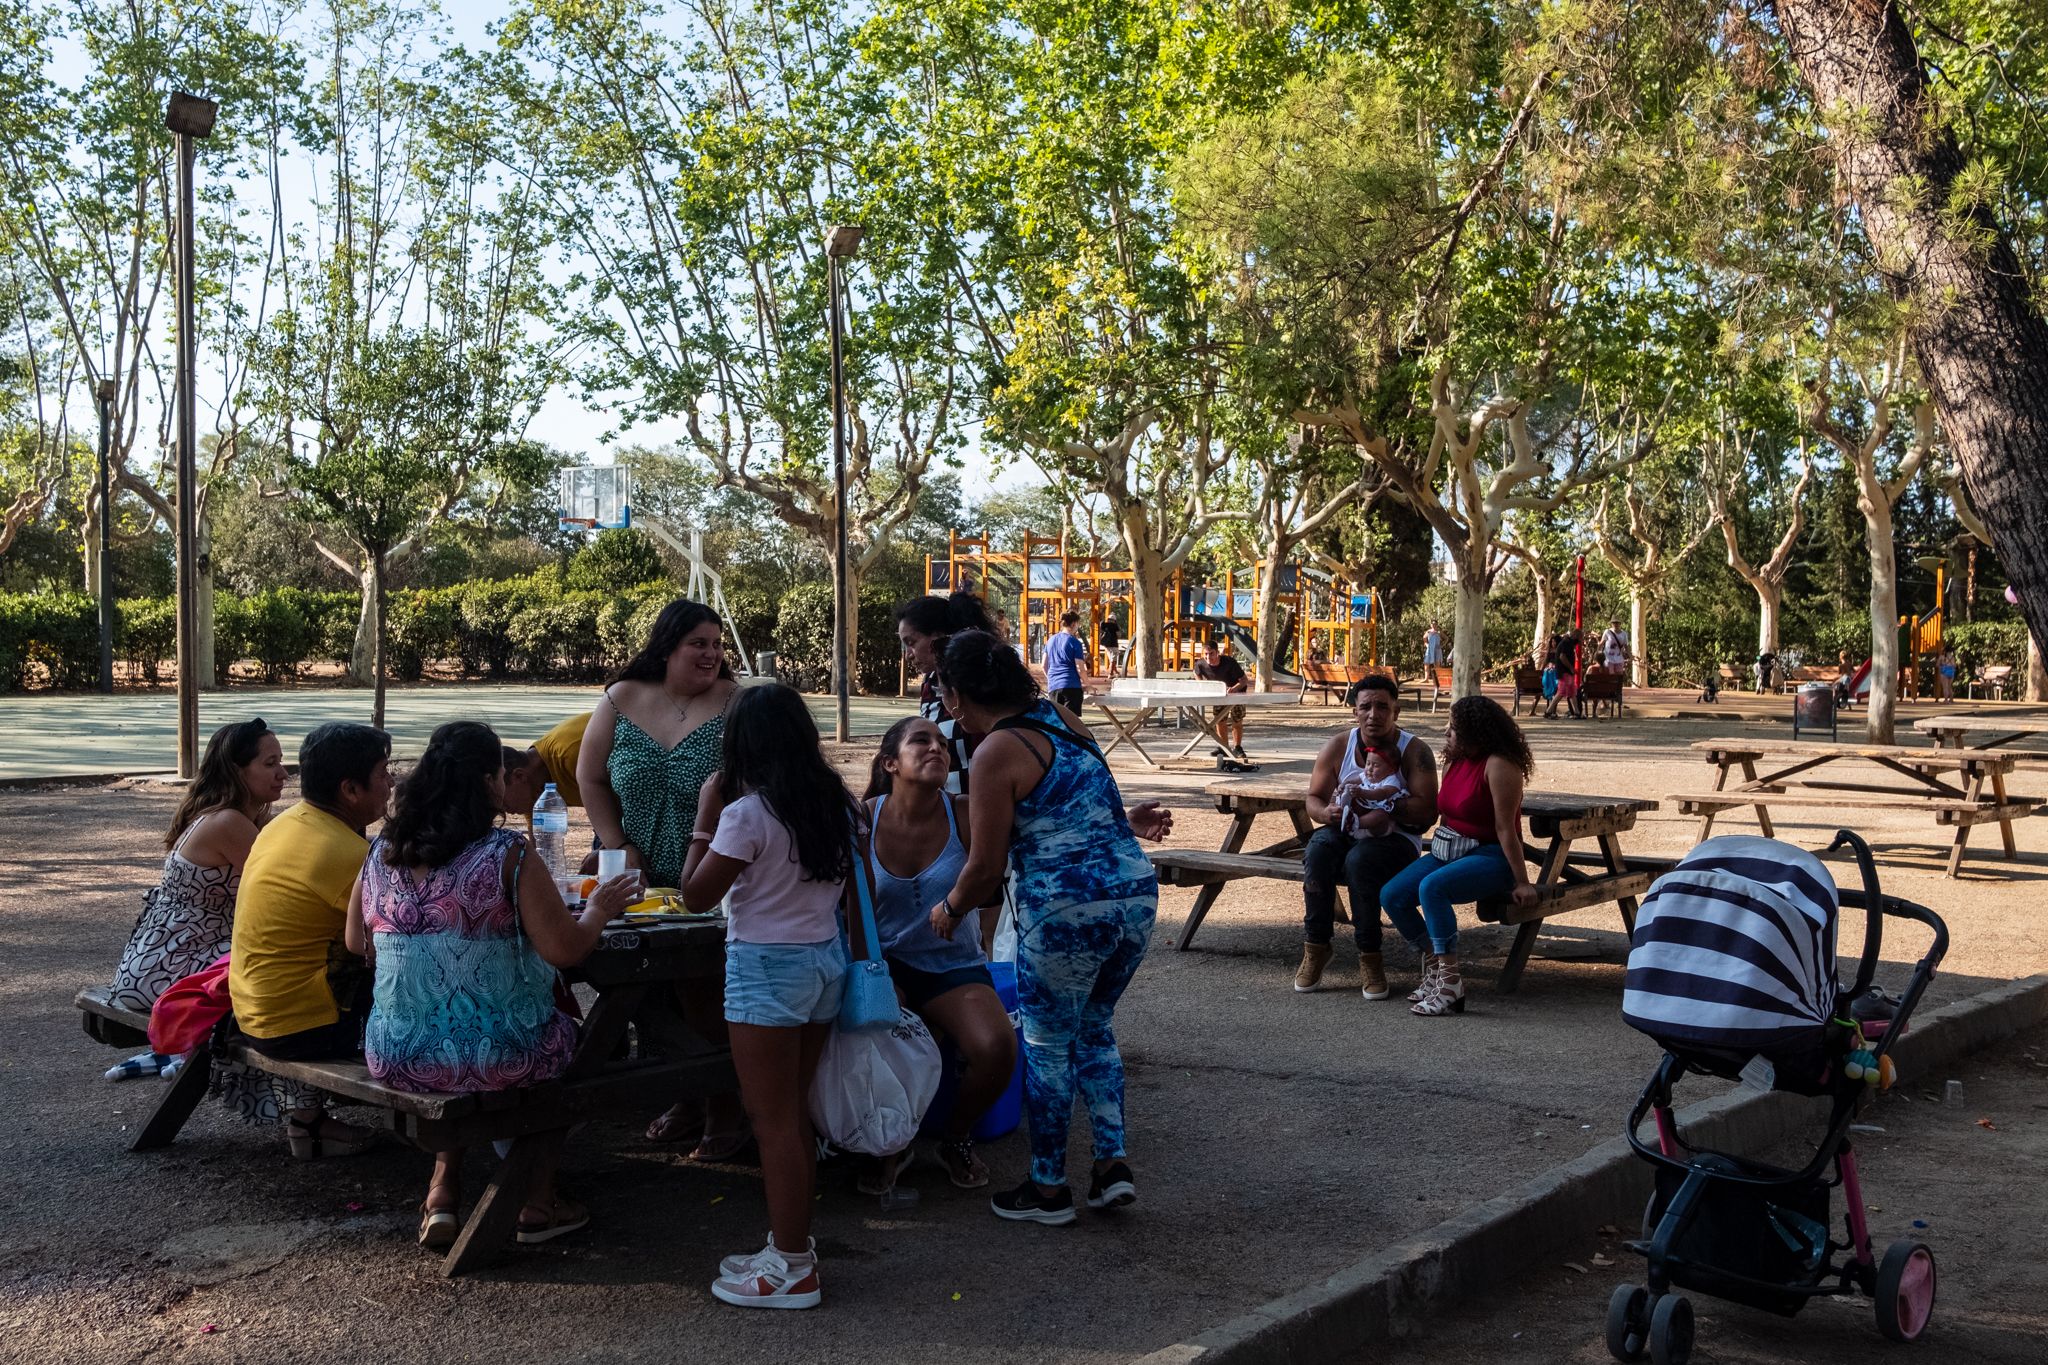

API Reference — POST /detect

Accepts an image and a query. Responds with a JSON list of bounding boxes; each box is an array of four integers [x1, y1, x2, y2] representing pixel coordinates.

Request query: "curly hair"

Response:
[[166, 718, 274, 849], [379, 721, 504, 869], [1442, 695, 1533, 777], [718, 683, 859, 884], [614, 597, 733, 684]]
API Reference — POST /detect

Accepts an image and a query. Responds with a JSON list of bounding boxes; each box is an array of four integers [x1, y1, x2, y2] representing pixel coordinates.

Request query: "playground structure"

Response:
[[1900, 557, 1949, 700], [924, 531, 1384, 677], [556, 466, 759, 676]]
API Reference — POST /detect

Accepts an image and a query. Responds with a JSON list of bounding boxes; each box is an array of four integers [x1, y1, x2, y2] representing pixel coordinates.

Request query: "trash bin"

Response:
[[753, 650, 776, 679], [1793, 681, 1837, 741]]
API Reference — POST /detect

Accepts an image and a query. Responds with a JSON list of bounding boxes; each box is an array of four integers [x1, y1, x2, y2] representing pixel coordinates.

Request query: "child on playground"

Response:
[[1335, 742, 1404, 836], [682, 683, 860, 1311]]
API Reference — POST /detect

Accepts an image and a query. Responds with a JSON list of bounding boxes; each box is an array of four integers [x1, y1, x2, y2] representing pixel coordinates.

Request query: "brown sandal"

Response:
[[516, 1197, 590, 1245], [418, 1204, 458, 1251]]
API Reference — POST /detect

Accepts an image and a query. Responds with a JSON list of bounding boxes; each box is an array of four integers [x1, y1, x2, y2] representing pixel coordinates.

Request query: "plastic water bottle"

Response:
[[532, 783, 571, 891]]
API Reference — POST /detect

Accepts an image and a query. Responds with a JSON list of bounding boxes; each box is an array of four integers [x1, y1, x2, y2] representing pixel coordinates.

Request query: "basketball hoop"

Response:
[[558, 466, 633, 532]]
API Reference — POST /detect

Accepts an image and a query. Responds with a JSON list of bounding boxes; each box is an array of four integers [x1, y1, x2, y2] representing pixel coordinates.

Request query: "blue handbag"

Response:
[[839, 819, 899, 1033]]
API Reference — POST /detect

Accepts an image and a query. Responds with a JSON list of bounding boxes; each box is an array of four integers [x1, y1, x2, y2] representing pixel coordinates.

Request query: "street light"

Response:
[[824, 223, 864, 744], [165, 90, 217, 779], [95, 378, 117, 694]]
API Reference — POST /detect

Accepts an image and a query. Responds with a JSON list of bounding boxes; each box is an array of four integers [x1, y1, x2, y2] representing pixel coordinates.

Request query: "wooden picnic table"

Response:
[[1915, 713, 2048, 761], [1149, 776, 1658, 993], [1672, 738, 2041, 877], [1090, 680, 1303, 767], [78, 916, 732, 1276]]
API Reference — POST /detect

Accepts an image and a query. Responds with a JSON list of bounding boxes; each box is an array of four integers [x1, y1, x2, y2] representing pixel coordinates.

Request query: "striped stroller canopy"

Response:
[[1623, 836, 1840, 1053]]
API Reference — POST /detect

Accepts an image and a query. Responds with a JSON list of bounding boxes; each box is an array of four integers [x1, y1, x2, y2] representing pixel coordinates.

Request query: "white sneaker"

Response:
[[720, 1234, 814, 1278], [711, 1245, 822, 1310]]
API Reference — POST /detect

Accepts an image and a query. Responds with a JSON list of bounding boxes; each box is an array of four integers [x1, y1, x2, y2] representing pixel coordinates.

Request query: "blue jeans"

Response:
[[1378, 845, 1516, 954]]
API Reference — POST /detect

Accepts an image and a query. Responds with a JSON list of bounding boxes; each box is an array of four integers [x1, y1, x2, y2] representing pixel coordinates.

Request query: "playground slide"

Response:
[[1212, 618, 1304, 687], [1848, 658, 1872, 701]]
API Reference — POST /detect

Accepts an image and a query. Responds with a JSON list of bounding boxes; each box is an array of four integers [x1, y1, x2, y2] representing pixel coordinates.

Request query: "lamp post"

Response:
[[824, 223, 864, 744], [95, 378, 117, 693], [165, 91, 217, 779]]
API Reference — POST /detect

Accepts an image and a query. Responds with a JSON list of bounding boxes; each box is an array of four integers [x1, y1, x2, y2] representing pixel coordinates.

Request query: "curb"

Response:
[[1133, 972, 2048, 1365]]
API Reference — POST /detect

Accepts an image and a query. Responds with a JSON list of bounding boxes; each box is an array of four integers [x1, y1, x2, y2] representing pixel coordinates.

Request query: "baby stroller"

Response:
[[1604, 831, 1948, 1365]]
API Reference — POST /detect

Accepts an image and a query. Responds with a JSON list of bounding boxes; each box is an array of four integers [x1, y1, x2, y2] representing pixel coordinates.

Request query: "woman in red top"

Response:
[[1379, 696, 1538, 1015]]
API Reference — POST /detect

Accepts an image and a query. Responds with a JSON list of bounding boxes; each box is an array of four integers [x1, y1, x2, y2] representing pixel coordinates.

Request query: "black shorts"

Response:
[[1051, 687, 1084, 715], [888, 958, 994, 1010]]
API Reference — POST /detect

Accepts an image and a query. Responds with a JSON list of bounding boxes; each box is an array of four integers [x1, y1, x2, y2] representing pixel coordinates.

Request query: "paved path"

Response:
[[0, 684, 920, 779]]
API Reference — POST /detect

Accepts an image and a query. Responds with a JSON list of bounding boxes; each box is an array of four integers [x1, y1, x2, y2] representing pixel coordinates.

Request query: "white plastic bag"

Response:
[[991, 875, 1019, 965], [809, 1007, 941, 1156]]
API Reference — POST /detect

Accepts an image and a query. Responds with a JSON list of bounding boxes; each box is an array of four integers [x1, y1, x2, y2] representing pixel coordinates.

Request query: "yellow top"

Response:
[[534, 711, 592, 808], [227, 800, 368, 1040]]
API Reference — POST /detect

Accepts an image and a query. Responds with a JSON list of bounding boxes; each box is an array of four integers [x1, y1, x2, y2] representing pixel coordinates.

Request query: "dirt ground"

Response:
[[1379, 1020, 2048, 1364], [3, 705, 2045, 1364]]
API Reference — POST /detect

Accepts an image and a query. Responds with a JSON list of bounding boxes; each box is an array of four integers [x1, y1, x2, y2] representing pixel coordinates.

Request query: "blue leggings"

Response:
[[1014, 892, 1156, 1186], [1378, 845, 1516, 954]]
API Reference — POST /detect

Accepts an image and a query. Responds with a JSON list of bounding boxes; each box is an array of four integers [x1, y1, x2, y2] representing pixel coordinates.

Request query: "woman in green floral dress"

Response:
[[581, 597, 746, 1154]]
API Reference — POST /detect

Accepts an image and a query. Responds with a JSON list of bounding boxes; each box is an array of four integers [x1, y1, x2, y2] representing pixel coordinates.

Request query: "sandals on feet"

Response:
[[936, 1138, 989, 1190], [856, 1149, 913, 1196], [646, 1100, 705, 1144], [689, 1123, 753, 1164], [417, 1204, 458, 1251], [516, 1197, 590, 1245]]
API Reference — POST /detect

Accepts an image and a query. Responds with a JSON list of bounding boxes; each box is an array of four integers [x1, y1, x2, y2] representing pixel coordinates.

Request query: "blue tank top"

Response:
[[866, 792, 984, 974], [1002, 700, 1157, 923]]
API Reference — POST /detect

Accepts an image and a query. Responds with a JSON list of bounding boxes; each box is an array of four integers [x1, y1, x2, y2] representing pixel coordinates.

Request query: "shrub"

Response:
[[773, 581, 833, 690], [456, 579, 531, 678], [0, 592, 98, 690], [1945, 619, 2029, 671], [118, 596, 177, 684], [242, 587, 328, 682], [386, 588, 459, 682], [566, 529, 668, 593]]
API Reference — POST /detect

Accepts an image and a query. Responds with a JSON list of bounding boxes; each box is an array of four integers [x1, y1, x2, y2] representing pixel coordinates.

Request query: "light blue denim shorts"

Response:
[[724, 938, 848, 1028]]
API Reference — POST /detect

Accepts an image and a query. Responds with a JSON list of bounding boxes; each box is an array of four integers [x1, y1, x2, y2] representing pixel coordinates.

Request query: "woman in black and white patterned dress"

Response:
[[104, 718, 287, 1074]]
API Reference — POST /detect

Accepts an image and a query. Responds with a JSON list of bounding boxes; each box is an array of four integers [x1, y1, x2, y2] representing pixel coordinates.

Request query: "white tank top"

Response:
[[1338, 728, 1422, 850]]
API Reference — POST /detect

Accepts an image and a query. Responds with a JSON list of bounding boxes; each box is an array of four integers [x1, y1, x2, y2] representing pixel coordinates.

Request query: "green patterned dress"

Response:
[[606, 709, 726, 888]]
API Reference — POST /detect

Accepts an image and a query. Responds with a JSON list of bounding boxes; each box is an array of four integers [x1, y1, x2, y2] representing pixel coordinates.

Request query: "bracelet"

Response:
[[942, 897, 967, 919], [689, 831, 713, 844]]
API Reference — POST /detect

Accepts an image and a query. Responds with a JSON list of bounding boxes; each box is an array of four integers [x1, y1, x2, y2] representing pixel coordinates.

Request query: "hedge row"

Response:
[[0, 573, 909, 693]]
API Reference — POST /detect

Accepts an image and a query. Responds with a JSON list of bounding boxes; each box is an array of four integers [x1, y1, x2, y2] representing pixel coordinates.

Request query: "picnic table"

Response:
[[1672, 738, 2042, 877], [1148, 776, 1658, 992], [1090, 677, 1303, 767], [1915, 713, 2048, 763], [77, 916, 732, 1276]]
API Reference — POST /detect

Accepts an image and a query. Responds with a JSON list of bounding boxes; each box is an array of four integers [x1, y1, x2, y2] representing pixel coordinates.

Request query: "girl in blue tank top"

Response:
[[862, 717, 1017, 1189]]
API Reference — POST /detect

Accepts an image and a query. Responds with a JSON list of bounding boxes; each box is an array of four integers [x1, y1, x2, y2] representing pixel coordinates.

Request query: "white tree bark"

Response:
[[1593, 482, 1718, 688], [1709, 450, 1814, 659]]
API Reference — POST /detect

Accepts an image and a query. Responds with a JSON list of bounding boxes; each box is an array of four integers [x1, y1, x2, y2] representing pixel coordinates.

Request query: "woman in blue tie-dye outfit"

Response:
[[926, 631, 1174, 1225]]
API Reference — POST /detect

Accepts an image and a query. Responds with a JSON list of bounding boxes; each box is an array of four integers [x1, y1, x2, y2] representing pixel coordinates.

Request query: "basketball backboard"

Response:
[[558, 465, 633, 531]]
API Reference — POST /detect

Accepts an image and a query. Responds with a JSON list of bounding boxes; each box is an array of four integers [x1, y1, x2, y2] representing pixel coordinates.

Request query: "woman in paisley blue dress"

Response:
[[926, 631, 1173, 1225], [345, 721, 637, 1252]]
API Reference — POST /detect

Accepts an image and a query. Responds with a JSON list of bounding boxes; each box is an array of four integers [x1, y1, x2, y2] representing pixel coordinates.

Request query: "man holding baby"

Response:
[[1296, 675, 1439, 999]]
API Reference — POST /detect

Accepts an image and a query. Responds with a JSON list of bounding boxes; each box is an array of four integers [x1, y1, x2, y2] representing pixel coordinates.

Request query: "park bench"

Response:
[[1672, 738, 2042, 877], [75, 919, 733, 1276], [1299, 660, 1370, 704], [1512, 663, 1544, 715], [1966, 665, 2014, 701], [1149, 778, 1658, 992], [1778, 665, 1836, 692], [1581, 668, 1624, 718]]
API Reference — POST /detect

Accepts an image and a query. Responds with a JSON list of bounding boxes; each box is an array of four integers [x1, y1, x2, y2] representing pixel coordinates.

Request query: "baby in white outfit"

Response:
[[1336, 746, 1405, 836]]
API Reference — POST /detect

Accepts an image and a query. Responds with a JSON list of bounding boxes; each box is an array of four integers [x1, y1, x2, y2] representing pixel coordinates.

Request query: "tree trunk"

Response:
[[1252, 549, 1286, 691], [1127, 542, 1168, 678], [349, 565, 377, 686], [1754, 581, 1782, 658], [1864, 504, 1900, 744], [826, 551, 864, 698], [371, 550, 388, 730], [1451, 570, 1486, 699], [1629, 588, 1649, 689], [194, 510, 218, 689], [1529, 569, 1551, 665], [2028, 632, 2046, 703], [1774, 0, 2048, 658]]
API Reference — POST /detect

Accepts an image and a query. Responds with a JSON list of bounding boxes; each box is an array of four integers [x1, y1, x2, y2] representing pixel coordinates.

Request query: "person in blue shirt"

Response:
[[1042, 612, 1089, 715]]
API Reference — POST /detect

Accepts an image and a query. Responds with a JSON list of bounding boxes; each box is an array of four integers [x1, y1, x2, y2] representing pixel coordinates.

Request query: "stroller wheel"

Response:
[[1875, 1239, 1937, 1342], [1604, 1284, 1650, 1361], [1648, 1293, 1693, 1365]]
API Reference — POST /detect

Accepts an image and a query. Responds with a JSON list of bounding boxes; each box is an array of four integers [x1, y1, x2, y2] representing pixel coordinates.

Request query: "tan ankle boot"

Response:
[[1294, 942, 1334, 993], [1358, 952, 1389, 1000]]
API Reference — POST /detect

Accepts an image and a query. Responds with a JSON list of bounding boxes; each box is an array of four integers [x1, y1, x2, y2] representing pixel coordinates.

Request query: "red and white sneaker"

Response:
[[710, 1245, 822, 1310]]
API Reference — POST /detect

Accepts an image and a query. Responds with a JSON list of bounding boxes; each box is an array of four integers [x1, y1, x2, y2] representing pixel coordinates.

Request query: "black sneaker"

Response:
[[1087, 1162, 1137, 1210], [990, 1179, 1076, 1226]]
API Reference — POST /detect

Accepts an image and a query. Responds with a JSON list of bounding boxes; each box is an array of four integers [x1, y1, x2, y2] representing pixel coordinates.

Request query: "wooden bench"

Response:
[[1512, 664, 1544, 715], [1968, 665, 2014, 701], [77, 920, 733, 1276], [1299, 660, 1369, 704], [1675, 739, 2042, 877], [1581, 668, 1624, 718], [1779, 665, 1835, 693], [1426, 664, 1454, 712]]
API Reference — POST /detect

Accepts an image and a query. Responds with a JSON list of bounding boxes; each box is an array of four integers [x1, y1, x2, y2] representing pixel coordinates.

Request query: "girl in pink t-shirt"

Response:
[[682, 684, 859, 1312]]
